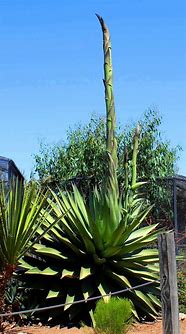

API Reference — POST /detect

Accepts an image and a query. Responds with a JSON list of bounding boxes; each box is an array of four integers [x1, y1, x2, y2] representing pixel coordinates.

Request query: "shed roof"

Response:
[[0, 156, 24, 180]]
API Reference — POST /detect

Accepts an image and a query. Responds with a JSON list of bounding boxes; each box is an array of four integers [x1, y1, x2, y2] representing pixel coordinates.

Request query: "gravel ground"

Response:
[[3, 318, 186, 334]]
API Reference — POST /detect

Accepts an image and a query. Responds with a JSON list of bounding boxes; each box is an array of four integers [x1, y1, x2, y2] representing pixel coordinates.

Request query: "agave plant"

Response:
[[20, 132, 160, 323], [19, 15, 160, 324]]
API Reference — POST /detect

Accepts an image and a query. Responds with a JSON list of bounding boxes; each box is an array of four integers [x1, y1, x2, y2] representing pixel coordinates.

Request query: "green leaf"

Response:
[[79, 267, 92, 280], [107, 270, 131, 288], [98, 280, 111, 302], [131, 181, 147, 190], [26, 267, 42, 274], [35, 246, 68, 260], [42, 267, 59, 275], [61, 269, 77, 279], [46, 289, 60, 299], [127, 224, 158, 242], [64, 292, 75, 311], [135, 290, 158, 314]]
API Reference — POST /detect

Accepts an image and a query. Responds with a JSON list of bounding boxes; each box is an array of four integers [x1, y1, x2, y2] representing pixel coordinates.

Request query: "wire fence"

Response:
[[0, 280, 159, 318]]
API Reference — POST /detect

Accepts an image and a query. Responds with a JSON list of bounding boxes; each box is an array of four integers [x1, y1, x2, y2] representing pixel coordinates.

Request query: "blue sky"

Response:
[[0, 0, 185, 178]]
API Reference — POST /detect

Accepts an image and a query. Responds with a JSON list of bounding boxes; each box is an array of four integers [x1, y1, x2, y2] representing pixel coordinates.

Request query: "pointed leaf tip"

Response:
[[95, 13, 107, 31], [95, 13, 102, 21]]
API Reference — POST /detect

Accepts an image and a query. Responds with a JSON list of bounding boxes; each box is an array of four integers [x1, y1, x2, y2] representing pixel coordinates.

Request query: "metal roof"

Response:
[[0, 156, 24, 180]]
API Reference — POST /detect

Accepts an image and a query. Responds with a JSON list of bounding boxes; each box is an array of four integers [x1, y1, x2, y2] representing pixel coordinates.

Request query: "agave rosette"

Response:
[[19, 178, 160, 322]]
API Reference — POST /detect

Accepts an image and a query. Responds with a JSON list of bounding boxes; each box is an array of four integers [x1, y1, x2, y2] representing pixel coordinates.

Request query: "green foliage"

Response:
[[94, 297, 133, 334], [5, 279, 20, 309], [19, 177, 160, 323], [0, 178, 64, 315], [122, 110, 179, 180], [0, 179, 47, 268], [5, 278, 42, 324], [34, 111, 181, 224], [124, 110, 180, 224], [35, 111, 180, 186], [177, 264, 186, 313], [35, 117, 107, 193], [0, 179, 62, 269], [36, 113, 179, 182]]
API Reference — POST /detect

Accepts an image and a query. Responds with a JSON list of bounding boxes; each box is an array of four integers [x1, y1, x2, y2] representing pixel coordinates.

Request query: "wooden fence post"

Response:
[[158, 232, 180, 334]]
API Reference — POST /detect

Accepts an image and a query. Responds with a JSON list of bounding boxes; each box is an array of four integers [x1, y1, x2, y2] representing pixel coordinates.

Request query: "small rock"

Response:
[[17, 332, 27, 334], [179, 313, 186, 321]]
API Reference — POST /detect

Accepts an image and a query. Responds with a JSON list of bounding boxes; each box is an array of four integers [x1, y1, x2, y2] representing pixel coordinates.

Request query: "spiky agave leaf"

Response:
[[19, 184, 160, 323]]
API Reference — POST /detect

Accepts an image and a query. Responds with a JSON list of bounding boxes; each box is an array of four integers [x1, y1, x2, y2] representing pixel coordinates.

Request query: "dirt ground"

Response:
[[3, 318, 186, 334]]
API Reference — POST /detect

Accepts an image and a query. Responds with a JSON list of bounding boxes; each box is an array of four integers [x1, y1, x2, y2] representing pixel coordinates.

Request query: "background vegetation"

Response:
[[34, 110, 181, 225]]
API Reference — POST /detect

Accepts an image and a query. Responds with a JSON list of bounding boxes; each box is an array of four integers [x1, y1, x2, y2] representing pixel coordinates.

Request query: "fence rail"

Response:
[[0, 280, 159, 318]]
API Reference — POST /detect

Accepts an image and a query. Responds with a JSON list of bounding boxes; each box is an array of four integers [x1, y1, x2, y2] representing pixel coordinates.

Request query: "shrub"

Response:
[[94, 297, 133, 334], [177, 267, 186, 313], [177, 249, 186, 313]]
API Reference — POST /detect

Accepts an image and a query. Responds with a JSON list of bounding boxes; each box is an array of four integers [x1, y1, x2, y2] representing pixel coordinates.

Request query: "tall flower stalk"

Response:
[[96, 14, 118, 190], [96, 15, 143, 204]]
